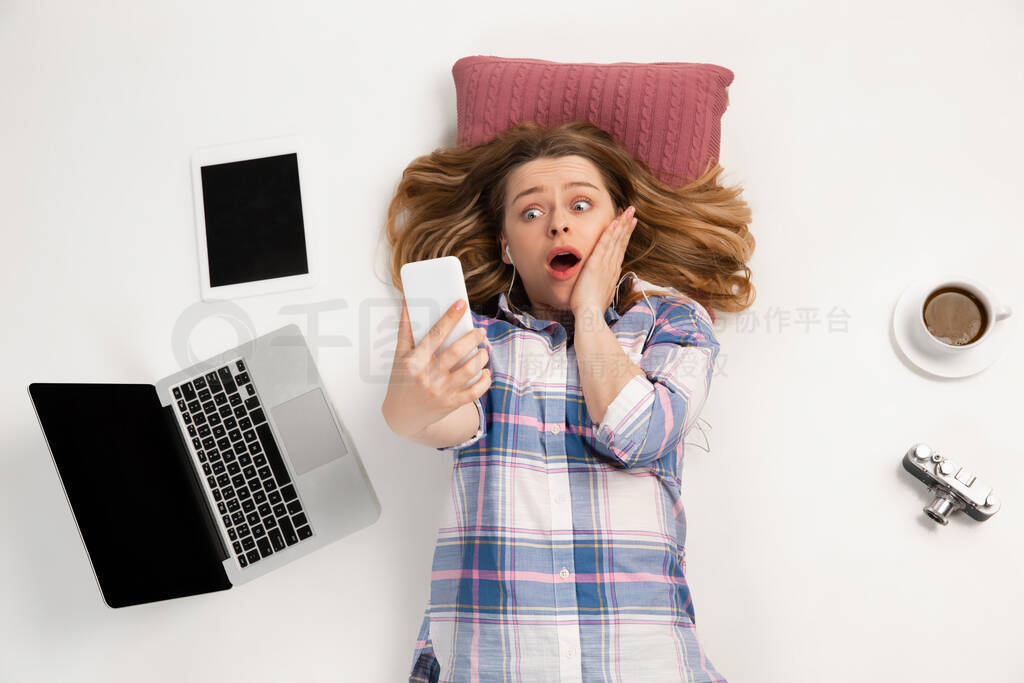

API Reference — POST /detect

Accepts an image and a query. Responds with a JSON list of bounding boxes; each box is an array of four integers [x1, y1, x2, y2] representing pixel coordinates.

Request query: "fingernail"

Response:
[[455, 299, 466, 311]]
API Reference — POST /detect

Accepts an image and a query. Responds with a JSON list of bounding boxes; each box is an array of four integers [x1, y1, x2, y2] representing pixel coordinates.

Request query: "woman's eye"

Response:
[[521, 199, 591, 220]]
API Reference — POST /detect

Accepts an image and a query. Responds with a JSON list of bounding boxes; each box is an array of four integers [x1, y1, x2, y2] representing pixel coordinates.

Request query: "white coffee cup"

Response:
[[911, 274, 1013, 354]]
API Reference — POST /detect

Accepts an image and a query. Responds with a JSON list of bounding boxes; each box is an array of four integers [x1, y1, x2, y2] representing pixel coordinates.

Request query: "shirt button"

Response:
[[559, 567, 570, 580], [566, 646, 576, 658], [555, 493, 567, 504], [551, 424, 561, 435]]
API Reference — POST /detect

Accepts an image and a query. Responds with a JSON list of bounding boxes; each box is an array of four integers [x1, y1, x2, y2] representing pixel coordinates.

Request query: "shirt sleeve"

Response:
[[435, 395, 487, 452], [589, 297, 720, 469]]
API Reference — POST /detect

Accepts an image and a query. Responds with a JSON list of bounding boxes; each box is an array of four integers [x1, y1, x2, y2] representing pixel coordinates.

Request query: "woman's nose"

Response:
[[548, 208, 570, 235]]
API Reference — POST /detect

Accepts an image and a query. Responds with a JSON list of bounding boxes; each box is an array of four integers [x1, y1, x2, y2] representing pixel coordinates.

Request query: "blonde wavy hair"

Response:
[[383, 120, 755, 320]]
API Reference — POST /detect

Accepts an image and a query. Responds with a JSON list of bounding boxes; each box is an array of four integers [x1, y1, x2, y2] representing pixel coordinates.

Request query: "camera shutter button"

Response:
[[910, 443, 932, 460]]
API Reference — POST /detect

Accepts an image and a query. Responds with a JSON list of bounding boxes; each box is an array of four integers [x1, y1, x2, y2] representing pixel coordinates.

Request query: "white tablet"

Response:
[[190, 136, 321, 301]]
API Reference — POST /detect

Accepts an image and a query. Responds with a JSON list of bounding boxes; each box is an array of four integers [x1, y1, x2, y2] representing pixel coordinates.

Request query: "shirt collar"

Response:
[[496, 291, 621, 333]]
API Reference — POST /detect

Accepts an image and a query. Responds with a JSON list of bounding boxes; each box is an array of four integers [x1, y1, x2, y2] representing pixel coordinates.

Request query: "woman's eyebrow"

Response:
[[512, 181, 600, 205]]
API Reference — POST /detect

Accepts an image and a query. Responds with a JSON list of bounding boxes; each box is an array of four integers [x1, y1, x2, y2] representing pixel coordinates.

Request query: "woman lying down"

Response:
[[382, 120, 755, 683]]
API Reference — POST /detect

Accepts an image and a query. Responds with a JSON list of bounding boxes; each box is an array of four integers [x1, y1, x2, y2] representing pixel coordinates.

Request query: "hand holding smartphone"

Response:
[[381, 257, 491, 440], [400, 256, 484, 389]]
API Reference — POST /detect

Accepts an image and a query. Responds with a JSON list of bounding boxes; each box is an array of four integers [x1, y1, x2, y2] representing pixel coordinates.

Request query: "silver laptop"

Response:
[[27, 324, 380, 607]]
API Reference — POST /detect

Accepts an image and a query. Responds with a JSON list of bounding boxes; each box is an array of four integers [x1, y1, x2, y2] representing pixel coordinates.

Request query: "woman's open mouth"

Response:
[[545, 250, 582, 281]]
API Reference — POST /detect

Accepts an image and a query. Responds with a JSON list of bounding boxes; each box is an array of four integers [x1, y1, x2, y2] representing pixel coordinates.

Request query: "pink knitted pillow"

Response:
[[453, 55, 734, 187]]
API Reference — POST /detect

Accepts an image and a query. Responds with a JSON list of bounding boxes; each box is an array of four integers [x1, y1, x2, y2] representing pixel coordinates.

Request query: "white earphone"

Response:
[[505, 241, 651, 334]]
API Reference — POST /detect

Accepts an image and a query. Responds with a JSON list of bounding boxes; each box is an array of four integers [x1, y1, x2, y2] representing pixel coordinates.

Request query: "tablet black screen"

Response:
[[200, 153, 309, 287]]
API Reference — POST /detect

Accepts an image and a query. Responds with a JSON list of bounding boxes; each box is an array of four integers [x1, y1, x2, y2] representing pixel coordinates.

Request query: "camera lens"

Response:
[[924, 493, 957, 525]]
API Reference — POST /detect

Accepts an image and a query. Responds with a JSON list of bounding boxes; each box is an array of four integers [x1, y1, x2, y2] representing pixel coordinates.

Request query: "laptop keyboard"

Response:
[[171, 358, 313, 569]]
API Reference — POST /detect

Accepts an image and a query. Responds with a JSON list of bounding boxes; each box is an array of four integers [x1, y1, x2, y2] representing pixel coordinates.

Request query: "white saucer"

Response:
[[891, 280, 1016, 378]]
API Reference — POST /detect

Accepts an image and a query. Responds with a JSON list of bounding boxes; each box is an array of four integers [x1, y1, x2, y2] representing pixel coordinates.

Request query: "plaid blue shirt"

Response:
[[410, 284, 727, 683]]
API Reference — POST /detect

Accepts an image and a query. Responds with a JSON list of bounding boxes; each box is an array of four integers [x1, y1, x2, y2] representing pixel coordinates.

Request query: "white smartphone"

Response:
[[399, 256, 484, 390]]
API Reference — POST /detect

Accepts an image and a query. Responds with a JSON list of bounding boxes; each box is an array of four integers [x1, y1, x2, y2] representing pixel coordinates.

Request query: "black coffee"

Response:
[[922, 286, 988, 346]]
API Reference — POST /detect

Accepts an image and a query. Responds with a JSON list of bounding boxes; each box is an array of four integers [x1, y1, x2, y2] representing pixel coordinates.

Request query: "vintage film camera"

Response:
[[902, 443, 1000, 525]]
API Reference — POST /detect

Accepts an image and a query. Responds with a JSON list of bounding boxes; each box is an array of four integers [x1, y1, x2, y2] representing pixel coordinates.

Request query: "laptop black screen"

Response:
[[28, 383, 231, 607], [199, 153, 309, 287]]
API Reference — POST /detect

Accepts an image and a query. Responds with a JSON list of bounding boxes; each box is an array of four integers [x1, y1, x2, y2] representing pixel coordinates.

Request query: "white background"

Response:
[[2, 0, 1021, 681]]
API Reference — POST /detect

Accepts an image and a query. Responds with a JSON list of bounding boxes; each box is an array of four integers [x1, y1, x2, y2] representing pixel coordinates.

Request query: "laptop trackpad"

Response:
[[271, 388, 348, 476]]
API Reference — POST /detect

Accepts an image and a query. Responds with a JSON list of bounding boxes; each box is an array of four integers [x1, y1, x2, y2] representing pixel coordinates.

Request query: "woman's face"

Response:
[[500, 155, 620, 313]]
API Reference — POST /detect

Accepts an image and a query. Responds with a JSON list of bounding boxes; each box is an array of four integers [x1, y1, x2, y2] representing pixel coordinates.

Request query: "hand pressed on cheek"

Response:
[[569, 206, 638, 315]]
